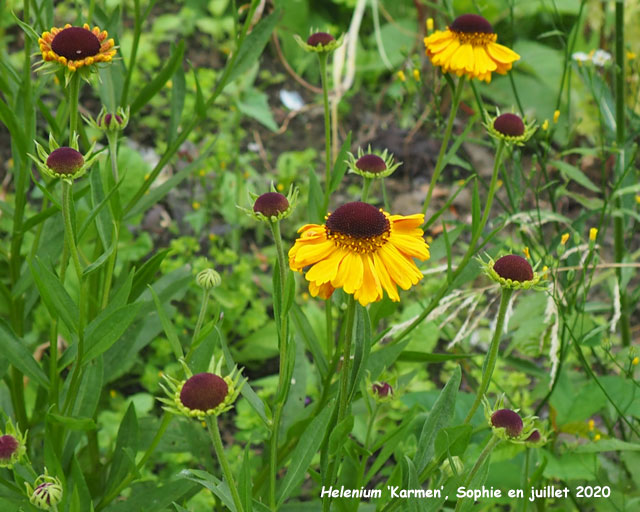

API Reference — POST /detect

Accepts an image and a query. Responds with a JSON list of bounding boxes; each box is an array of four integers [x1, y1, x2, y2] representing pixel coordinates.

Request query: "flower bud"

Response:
[[372, 382, 393, 398], [197, 268, 222, 290], [26, 472, 63, 511], [491, 408, 524, 438], [493, 254, 533, 282]]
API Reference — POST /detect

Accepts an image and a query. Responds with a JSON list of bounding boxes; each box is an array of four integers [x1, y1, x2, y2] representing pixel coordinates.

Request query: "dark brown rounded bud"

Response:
[[180, 373, 228, 412], [493, 113, 525, 136], [253, 192, 289, 217], [491, 409, 524, 438], [493, 255, 533, 282], [46, 147, 85, 176], [307, 32, 335, 47], [51, 26, 101, 60]]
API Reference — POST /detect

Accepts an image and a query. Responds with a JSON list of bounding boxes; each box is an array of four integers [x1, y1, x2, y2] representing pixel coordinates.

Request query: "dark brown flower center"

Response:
[[51, 26, 101, 60], [253, 192, 289, 217], [372, 382, 393, 397], [526, 430, 541, 443], [493, 113, 525, 136], [450, 14, 494, 34], [493, 254, 533, 282], [356, 154, 387, 174], [46, 147, 84, 175], [307, 32, 335, 47], [491, 408, 523, 437], [0, 435, 18, 459], [326, 202, 390, 239], [180, 373, 228, 412], [103, 113, 123, 126]]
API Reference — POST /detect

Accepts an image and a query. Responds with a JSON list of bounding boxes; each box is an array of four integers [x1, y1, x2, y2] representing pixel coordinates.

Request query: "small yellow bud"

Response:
[[110, 389, 117, 398], [426, 235, 433, 244], [276, 183, 285, 191], [561, 233, 569, 245], [397, 70, 406, 82], [632, 356, 639, 366], [166, 80, 173, 89], [594, 434, 601, 442], [627, 51, 637, 60], [589, 227, 598, 242], [199, 170, 206, 177], [523, 247, 530, 259], [302, 292, 310, 301], [208, 233, 216, 241], [588, 419, 595, 431], [635, 194, 640, 204], [542, 120, 549, 131], [144, 173, 150, 180], [243, 171, 250, 179], [413, 69, 420, 81], [496, 179, 503, 189], [553, 110, 560, 123], [192, 201, 201, 210], [426, 18, 434, 32]]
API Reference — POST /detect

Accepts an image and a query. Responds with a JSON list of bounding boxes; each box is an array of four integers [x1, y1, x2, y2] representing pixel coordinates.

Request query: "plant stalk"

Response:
[[207, 417, 245, 512]]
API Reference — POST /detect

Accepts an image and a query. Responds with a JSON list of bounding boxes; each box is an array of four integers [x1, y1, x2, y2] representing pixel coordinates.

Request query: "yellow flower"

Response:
[[199, 170, 206, 177], [542, 119, 549, 131], [627, 51, 636, 61], [594, 434, 601, 442], [553, 110, 560, 123], [423, 14, 520, 83], [561, 233, 569, 245], [413, 69, 421, 81], [523, 247, 530, 259], [588, 419, 595, 431], [289, 202, 430, 306], [39, 24, 116, 72], [635, 195, 640, 204], [192, 201, 201, 210], [632, 356, 639, 366], [589, 227, 598, 242], [397, 70, 406, 82]]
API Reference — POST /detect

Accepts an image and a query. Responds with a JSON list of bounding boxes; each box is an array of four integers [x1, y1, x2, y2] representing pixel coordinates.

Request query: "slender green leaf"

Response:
[[277, 404, 333, 506], [129, 249, 170, 301], [329, 131, 352, 193], [226, 9, 281, 84], [348, 306, 371, 400], [47, 413, 97, 431], [551, 160, 600, 193], [0, 319, 49, 389], [397, 352, 476, 363], [105, 402, 139, 497], [168, 63, 186, 145], [29, 256, 79, 334], [131, 40, 185, 115], [414, 365, 461, 472], [83, 303, 142, 363]]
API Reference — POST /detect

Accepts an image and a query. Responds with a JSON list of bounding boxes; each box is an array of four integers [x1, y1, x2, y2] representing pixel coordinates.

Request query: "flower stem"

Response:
[[268, 219, 290, 510], [361, 177, 372, 202], [393, 138, 505, 346], [207, 417, 245, 512], [454, 436, 501, 512], [464, 288, 513, 424], [422, 76, 465, 216], [192, 290, 210, 349], [68, 72, 81, 143], [318, 53, 333, 213], [323, 295, 356, 511], [614, 0, 630, 347]]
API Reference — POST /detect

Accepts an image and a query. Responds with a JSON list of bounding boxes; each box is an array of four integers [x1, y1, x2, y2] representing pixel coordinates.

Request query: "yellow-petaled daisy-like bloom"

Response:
[[39, 24, 116, 73], [289, 202, 430, 306], [423, 14, 520, 83]]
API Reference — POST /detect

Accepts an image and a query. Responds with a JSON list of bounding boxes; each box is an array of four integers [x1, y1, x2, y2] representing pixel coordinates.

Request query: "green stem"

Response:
[[319, 53, 332, 213], [191, 291, 210, 349], [393, 140, 505, 345], [361, 177, 372, 203], [207, 417, 244, 512], [422, 76, 465, 215], [68, 73, 81, 143], [323, 296, 357, 512], [614, 0, 630, 347], [62, 181, 82, 279], [464, 288, 513, 424], [121, 0, 142, 107], [268, 219, 289, 510], [454, 436, 501, 512], [324, 298, 333, 358]]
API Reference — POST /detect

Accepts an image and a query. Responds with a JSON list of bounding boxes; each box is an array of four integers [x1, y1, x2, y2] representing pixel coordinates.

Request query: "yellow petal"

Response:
[[306, 248, 345, 284], [450, 43, 475, 72], [377, 244, 415, 289], [332, 252, 364, 294], [473, 46, 497, 76], [431, 38, 460, 66], [292, 239, 335, 268], [486, 42, 520, 64], [354, 255, 382, 306], [390, 233, 430, 260], [373, 252, 399, 302]]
